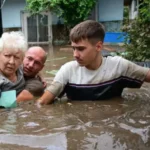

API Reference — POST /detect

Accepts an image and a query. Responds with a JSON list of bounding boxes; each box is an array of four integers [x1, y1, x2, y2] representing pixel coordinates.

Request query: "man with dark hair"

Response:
[[17, 46, 47, 102], [37, 20, 150, 105]]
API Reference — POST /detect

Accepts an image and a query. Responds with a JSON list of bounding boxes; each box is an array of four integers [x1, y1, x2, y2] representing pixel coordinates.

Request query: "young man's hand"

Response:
[[36, 90, 55, 105]]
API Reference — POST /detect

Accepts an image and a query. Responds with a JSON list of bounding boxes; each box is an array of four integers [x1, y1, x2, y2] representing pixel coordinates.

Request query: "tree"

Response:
[[26, 0, 97, 28], [122, 0, 150, 61]]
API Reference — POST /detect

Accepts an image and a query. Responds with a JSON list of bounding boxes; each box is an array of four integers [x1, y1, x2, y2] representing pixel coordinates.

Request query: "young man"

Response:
[[17, 46, 47, 101], [37, 20, 150, 105]]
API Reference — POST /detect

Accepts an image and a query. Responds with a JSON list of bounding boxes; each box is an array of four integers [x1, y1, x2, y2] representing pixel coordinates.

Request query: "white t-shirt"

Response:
[[47, 56, 149, 100]]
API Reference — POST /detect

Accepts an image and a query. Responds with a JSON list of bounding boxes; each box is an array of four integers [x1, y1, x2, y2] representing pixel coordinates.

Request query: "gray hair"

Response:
[[0, 31, 28, 53]]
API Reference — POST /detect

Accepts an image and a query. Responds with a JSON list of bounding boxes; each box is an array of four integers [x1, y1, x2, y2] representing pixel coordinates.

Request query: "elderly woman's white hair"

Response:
[[0, 31, 28, 53]]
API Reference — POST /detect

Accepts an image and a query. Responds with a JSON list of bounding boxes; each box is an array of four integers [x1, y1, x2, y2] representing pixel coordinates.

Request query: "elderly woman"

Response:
[[0, 31, 27, 95]]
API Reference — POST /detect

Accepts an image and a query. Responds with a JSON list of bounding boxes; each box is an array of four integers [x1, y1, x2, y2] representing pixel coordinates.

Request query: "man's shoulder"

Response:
[[103, 56, 126, 66], [104, 56, 123, 62], [54, 61, 79, 80], [61, 61, 79, 70], [64, 61, 78, 66], [25, 77, 44, 96], [24, 74, 41, 81]]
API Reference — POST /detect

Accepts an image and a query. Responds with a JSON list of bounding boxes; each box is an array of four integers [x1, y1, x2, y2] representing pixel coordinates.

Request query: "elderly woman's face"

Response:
[[0, 48, 23, 77]]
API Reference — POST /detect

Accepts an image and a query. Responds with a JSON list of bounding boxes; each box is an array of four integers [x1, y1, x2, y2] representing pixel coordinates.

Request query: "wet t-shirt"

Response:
[[46, 56, 150, 100], [24, 76, 44, 97]]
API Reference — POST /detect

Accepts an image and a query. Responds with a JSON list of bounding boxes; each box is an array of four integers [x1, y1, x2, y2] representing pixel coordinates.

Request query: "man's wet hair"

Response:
[[70, 20, 105, 44]]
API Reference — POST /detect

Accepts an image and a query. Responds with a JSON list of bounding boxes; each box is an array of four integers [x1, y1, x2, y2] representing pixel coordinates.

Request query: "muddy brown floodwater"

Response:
[[0, 46, 150, 150]]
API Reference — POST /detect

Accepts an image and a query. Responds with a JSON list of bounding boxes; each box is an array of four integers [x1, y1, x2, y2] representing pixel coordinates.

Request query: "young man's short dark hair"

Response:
[[70, 20, 105, 44]]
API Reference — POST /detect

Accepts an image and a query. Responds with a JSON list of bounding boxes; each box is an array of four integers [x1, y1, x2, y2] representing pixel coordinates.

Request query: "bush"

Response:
[[122, 0, 150, 61], [26, 0, 97, 28]]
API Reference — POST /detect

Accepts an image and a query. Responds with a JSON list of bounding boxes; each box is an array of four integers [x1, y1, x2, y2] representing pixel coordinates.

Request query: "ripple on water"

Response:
[[0, 133, 67, 150], [0, 83, 150, 149]]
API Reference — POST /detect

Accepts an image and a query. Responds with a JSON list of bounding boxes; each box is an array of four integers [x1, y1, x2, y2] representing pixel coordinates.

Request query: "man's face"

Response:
[[23, 49, 44, 77], [71, 39, 102, 69]]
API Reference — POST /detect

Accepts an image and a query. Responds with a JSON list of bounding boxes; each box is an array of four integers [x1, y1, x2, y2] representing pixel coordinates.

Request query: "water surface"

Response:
[[0, 46, 150, 150]]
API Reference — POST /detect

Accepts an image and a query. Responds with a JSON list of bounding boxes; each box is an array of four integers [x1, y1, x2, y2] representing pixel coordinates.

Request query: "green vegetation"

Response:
[[122, 0, 150, 61], [26, 0, 97, 28]]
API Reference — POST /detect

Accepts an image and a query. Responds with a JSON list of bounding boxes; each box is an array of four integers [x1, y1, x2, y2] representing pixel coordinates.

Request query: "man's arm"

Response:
[[36, 73, 47, 88], [37, 90, 55, 104], [17, 78, 44, 102], [17, 90, 34, 102], [145, 70, 150, 82], [37, 81, 65, 105], [37, 63, 70, 105]]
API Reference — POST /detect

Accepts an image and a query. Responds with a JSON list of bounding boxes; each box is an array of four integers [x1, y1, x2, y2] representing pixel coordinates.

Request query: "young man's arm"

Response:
[[37, 81, 64, 105], [37, 90, 55, 104], [121, 58, 150, 83], [144, 70, 150, 82], [37, 62, 70, 105]]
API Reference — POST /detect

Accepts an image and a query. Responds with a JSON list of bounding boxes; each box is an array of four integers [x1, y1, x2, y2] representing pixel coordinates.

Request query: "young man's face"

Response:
[[71, 39, 102, 69]]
